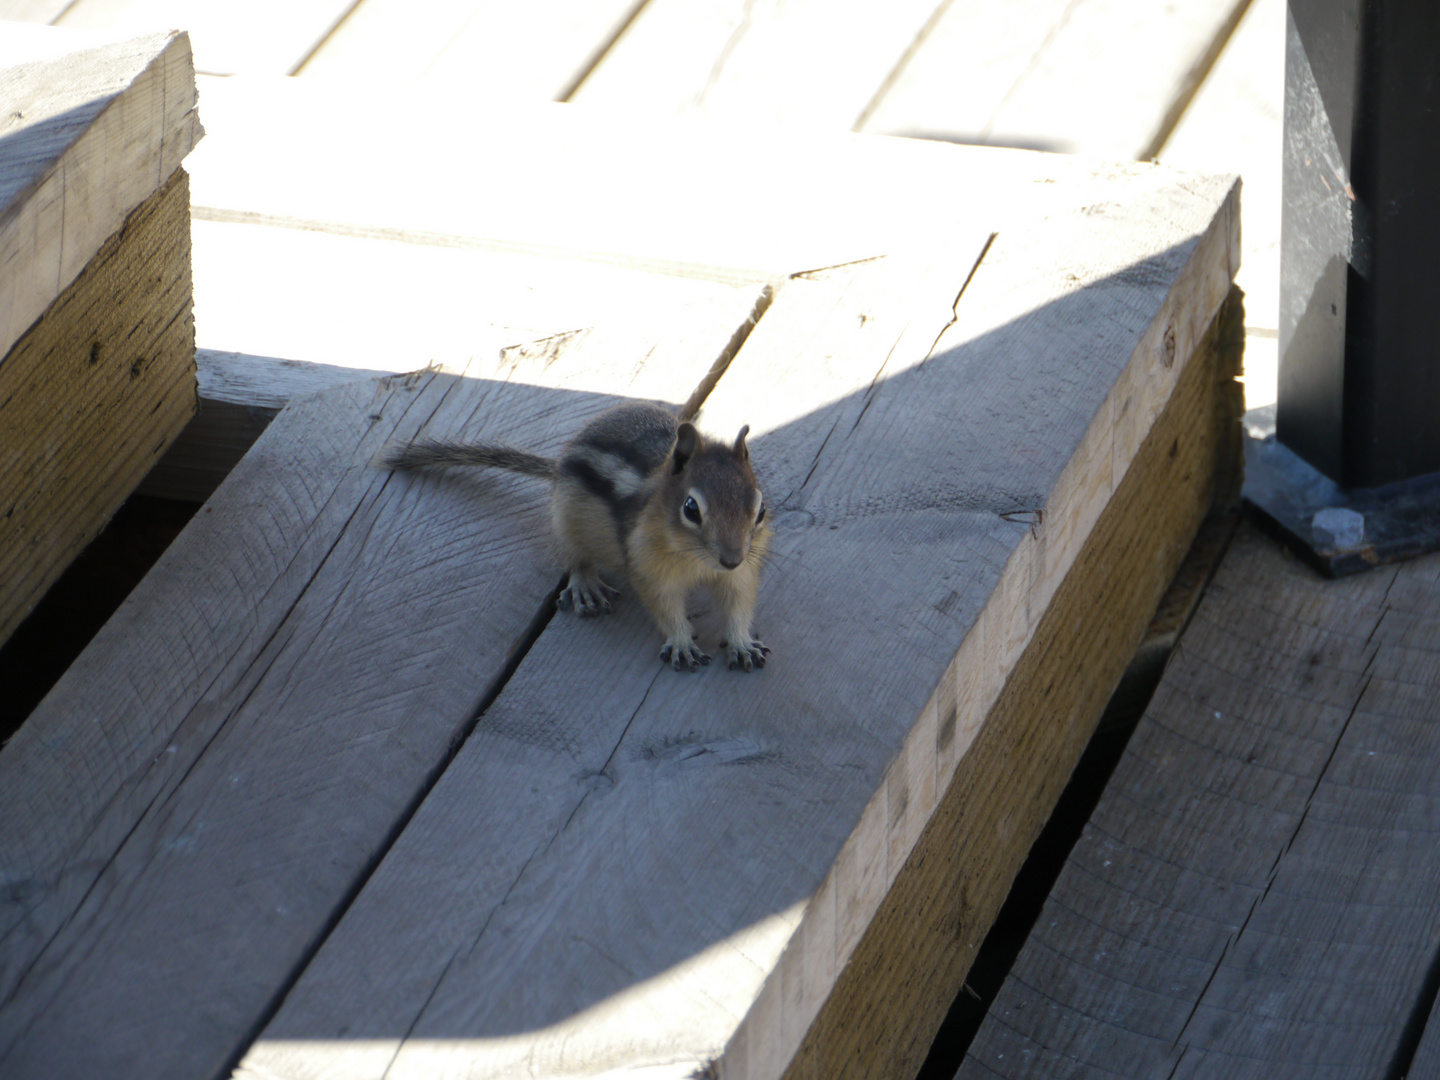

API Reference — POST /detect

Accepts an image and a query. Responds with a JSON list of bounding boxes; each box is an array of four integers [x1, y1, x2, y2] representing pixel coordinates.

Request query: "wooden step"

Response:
[[0, 83, 1240, 1080], [0, 28, 201, 646]]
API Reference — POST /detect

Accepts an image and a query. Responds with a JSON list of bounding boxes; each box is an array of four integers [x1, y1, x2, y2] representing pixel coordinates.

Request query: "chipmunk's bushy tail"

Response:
[[382, 439, 557, 479]]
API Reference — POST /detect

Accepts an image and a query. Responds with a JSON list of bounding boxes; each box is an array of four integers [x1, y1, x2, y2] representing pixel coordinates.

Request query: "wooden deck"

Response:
[[9, 5, 1428, 1080], [3, 0, 1284, 410], [962, 522, 1440, 1079]]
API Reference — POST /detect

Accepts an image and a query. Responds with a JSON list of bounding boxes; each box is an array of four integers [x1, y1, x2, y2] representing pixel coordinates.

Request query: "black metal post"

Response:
[[1245, 0, 1440, 574], [1279, 0, 1440, 488]]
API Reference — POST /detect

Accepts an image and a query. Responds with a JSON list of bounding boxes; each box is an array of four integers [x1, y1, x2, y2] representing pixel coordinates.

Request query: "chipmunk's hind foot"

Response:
[[558, 571, 620, 617]]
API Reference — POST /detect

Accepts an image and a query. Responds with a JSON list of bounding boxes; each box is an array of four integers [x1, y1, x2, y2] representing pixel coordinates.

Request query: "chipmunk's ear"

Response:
[[673, 423, 699, 473], [733, 424, 751, 462]]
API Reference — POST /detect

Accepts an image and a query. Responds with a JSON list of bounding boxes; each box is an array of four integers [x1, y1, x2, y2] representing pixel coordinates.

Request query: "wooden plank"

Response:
[[0, 3, 72, 23], [296, 0, 643, 101], [187, 217, 759, 372], [136, 349, 392, 502], [569, 0, 944, 128], [131, 218, 779, 502], [859, 0, 1251, 161], [1159, 0, 1284, 407], [960, 519, 1440, 1078], [782, 289, 1244, 1080], [0, 167, 195, 648], [0, 287, 766, 1079], [184, 74, 1008, 283], [0, 27, 200, 365], [54, 0, 357, 74], [0, 169, 195, 644], [237, 171, 1237, 1080], [165, 76, 1199, 504], [182, 75, 1221, 288]]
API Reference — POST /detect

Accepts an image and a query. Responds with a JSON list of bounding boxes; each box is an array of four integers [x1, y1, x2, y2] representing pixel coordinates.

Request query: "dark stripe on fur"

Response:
[[558, 456, 616, 502], [579, 429, 674, 477]]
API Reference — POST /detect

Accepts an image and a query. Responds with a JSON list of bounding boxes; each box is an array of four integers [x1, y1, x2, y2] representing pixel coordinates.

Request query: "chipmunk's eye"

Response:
[[683, 496, 702, 525], [756, 502, 766, 524]]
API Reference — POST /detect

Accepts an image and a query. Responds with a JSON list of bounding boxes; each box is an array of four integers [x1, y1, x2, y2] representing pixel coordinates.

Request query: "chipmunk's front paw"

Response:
[[722, 637, 771, 672], [660, 639, 711, 672], [557, 575, 620, 618]]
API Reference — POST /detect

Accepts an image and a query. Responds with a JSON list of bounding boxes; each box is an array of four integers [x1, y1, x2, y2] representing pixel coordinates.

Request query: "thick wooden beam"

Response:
[[785, 286, 1243, 1080], [0, 29, 200, 364], [0, 28, 200, 645]]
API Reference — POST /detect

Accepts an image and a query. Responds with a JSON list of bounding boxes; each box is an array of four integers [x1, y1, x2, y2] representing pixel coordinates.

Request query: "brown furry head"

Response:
[[663, 421, 768, 572]]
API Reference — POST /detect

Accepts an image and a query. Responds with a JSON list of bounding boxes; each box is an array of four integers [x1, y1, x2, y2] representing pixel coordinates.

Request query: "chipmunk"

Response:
[[383, 402, 772, 672]]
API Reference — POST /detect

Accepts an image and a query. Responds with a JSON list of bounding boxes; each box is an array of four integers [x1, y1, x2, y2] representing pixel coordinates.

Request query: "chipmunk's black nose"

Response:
[[719, 555, 743, 570]]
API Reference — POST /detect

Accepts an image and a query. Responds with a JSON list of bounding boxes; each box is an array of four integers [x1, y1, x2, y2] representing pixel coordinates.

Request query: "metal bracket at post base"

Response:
[[1266, 0, 1440, 573], [1244, 405, 1440, 577]]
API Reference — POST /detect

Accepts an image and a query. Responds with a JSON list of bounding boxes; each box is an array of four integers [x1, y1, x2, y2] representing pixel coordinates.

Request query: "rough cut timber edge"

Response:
[[0, 29, 202, 365], [0, 167, 196, 647], [765, 284, 1244, 1080], [714, 160, 1241, 1076]]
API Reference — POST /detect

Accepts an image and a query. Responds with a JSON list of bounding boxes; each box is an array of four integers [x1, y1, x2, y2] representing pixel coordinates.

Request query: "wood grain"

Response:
[[780, 286, 1243, 1080], [296, 0, 643, 101], [859, 0, 1251, 160], [0, 167, 195, 646], [0, 288, 765, 1080], [183, 75, 1099, 284], [1159, 0, 1283, 407], [0, 27, 201, 366], [187, 217, 765, 373], [960, 519, 1440, 1078], [136, 349, 393, 503], [0, 4, 75, 27], [54, 0, 358, 74], [237, 172, 1235, 1080], [570, 0, 944, 129]]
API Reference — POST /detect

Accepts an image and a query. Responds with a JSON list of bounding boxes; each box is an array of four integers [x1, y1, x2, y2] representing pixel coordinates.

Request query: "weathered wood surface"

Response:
[[235, 170, 1237, 1080], [137, 348, 392, 503], [0, 167, 195, 646], [0, 28, 200, 366], [183, 75, 999, 283], [0, 288, 766, 1080], [1159, 0, 1283, 405], [782, 289, 1243, 1080], [296, 0, 642, 101], [959, 519, 1440, 1079], [858, 0, 1251, 160], [569, 0, 942, 128], [187, 216, 765, 370], [164, 76, 1181, 502], [0, 2, 70, 20], [131, 216, 781, 502], [52, 0, 357, 74]]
